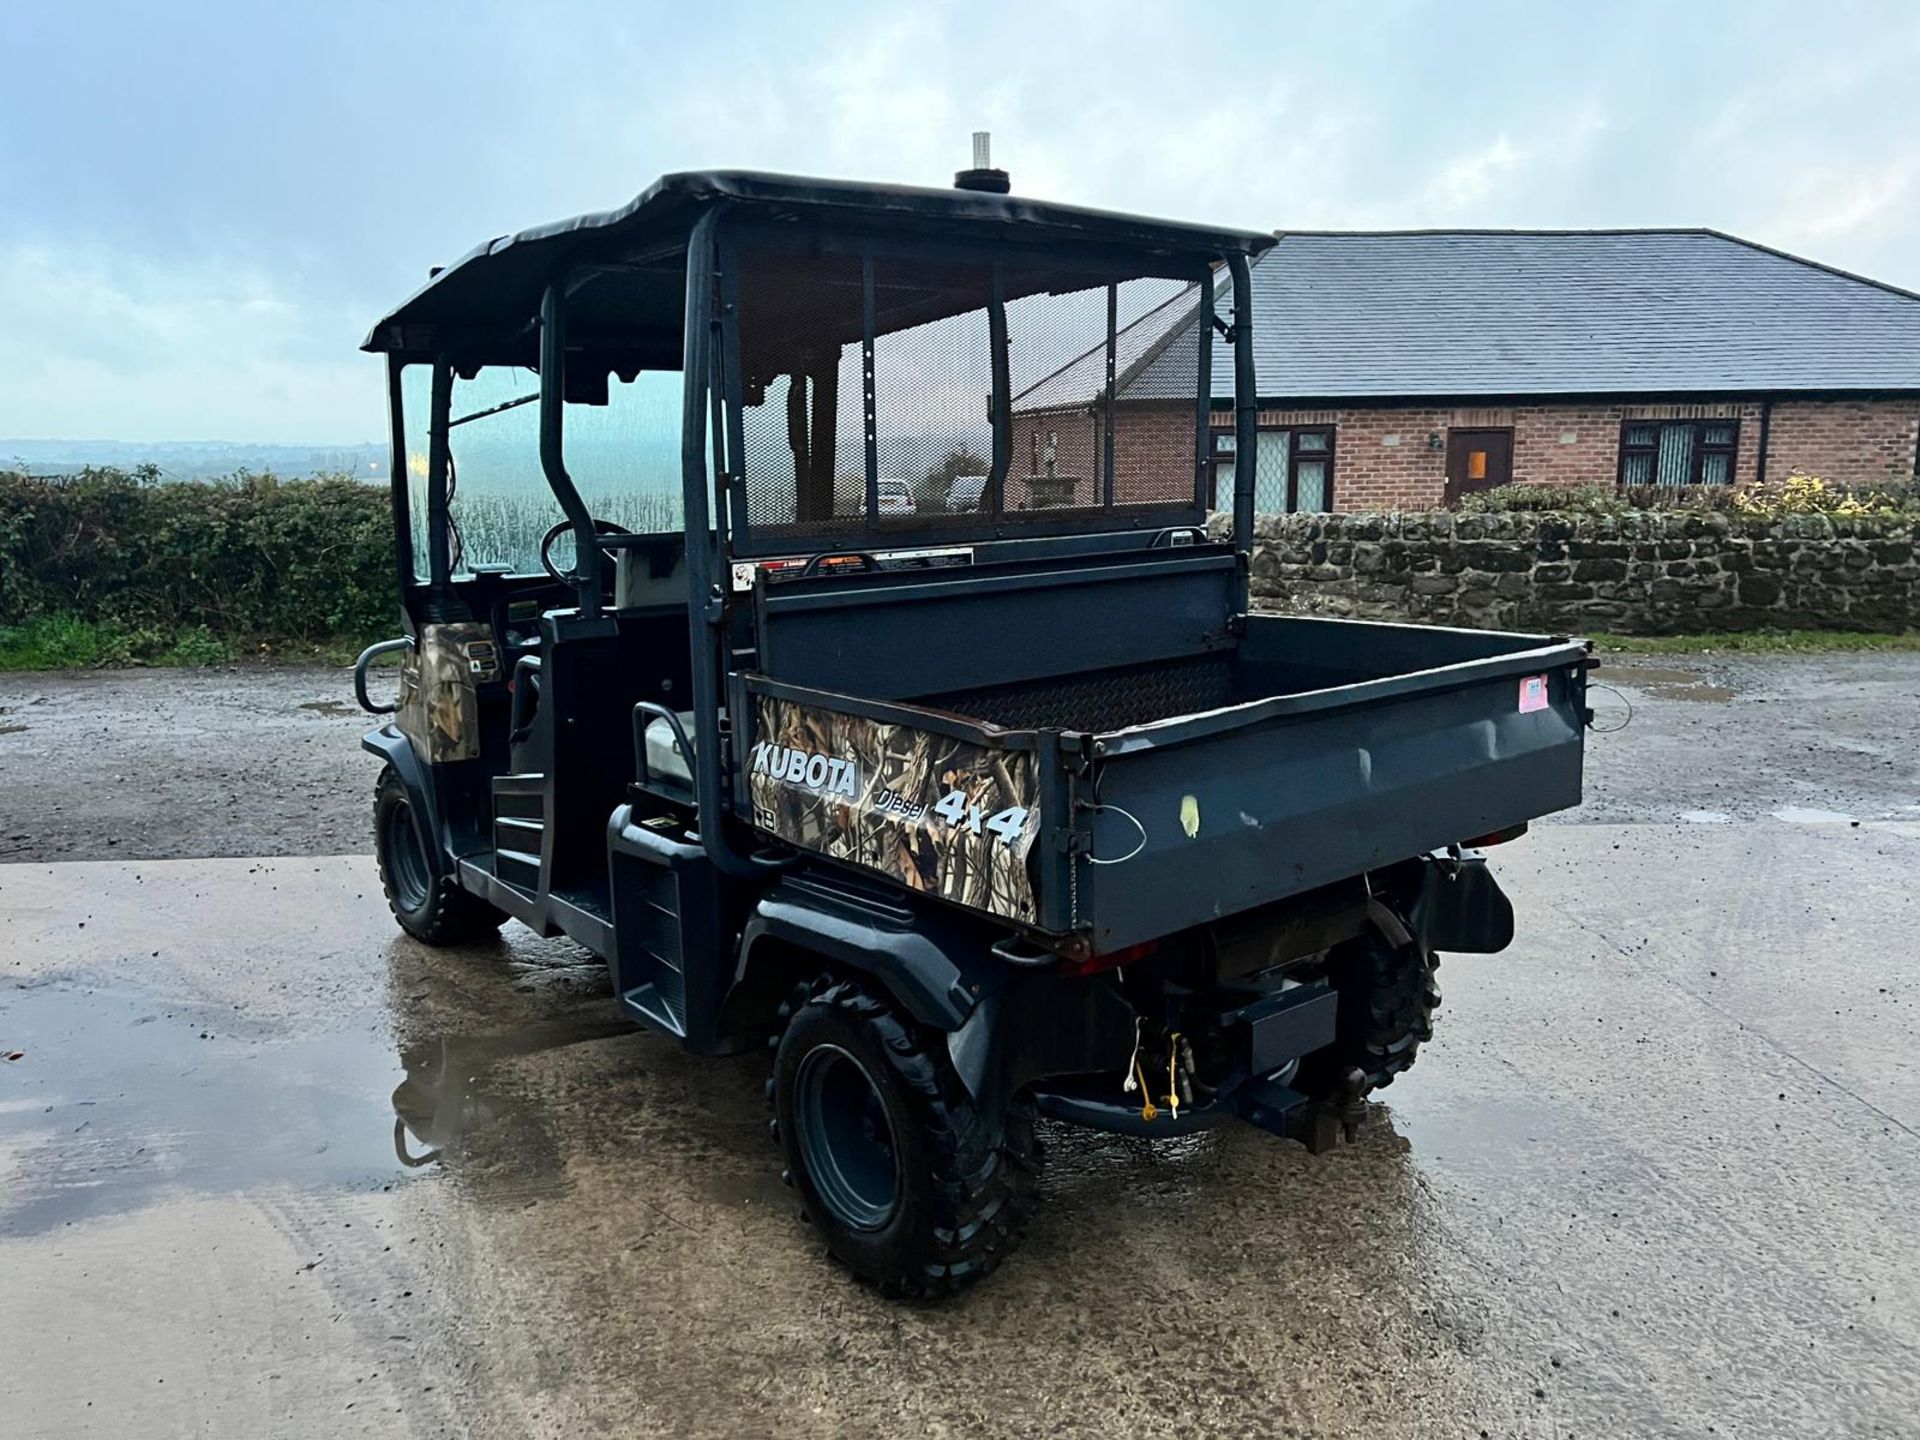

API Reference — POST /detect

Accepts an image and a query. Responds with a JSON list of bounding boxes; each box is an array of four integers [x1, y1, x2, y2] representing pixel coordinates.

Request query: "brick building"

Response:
[[1013, 230, 1920, 513]]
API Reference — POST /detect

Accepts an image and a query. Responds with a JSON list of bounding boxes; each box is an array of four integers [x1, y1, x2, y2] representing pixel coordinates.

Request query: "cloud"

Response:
[[6, 0, 1920, 444], [0, 240, 375, 441], [1773, 158, 1919, 244], [1421, 136, 1525, 213]]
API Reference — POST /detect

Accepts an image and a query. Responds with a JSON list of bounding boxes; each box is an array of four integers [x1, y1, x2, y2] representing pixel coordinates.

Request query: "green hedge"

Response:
[[0, 469, 399, 648]]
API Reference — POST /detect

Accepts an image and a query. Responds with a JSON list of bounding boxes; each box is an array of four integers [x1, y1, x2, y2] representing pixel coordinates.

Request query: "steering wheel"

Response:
[[539, 518, 632, 585]]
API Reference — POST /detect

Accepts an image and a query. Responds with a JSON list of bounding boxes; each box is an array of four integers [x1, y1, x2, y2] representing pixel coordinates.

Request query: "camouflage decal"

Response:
[[748, 694, 1042, 923], [396, 623, 499, 764]]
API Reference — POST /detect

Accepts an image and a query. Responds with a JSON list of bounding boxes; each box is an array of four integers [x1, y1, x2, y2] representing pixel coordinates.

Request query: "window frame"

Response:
[[1618, 418, 1740, 487], [1209, 422, 1337, 513]]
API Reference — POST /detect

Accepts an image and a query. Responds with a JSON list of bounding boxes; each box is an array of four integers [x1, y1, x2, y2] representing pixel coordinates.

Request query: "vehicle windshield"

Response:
[[725, 238, 1207, 554], [402, 365, 685, 579]]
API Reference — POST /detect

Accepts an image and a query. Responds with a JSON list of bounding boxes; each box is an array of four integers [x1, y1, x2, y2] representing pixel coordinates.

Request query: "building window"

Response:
[[1619, 419, 1738, 487], [1211, 425, 1336, 512]]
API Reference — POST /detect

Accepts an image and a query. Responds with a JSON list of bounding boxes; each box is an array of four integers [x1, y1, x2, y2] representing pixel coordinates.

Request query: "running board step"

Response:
[[491, 774, 546, 821], [620, 983, 687, 1039], [494, 846, 540, 890]]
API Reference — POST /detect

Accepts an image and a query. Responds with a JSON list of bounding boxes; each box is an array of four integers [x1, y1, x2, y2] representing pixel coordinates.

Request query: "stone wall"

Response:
[[1237, 510, 1920, 634]]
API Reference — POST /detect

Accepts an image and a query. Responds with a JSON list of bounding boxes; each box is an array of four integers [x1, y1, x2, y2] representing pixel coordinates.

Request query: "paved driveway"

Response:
[[2, 656, 1917, 1436]]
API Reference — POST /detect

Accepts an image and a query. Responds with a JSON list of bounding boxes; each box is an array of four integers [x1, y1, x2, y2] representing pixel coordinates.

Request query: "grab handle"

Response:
[[353, 636, 413, 715], [798, 550, 879, 577], [507, 655, 543, 745], [633, 701, 696, 790]]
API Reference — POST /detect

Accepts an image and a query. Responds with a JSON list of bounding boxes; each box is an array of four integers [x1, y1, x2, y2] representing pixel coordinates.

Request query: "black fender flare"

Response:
[[731, 880, 1136, 1116], [733, 883, 1018, 1031], [944, 972, 1136, 1121], [362, 725, 452, 882]]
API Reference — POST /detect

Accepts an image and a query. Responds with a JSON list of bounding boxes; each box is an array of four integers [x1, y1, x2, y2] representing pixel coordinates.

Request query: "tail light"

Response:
[[1062, 939, 1157, 978], [1463, 822, 1529, 848]]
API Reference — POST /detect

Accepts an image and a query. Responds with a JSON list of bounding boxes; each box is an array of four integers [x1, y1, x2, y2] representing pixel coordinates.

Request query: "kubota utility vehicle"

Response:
[[354, 165, 1590, 1296]]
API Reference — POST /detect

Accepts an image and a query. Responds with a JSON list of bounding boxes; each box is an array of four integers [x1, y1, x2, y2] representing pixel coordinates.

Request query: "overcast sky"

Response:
[[4, 0, 1918, 444]]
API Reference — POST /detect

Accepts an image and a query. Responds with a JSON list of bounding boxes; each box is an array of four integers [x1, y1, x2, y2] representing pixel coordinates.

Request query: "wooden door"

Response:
[[1445, 428, 1513, 504]]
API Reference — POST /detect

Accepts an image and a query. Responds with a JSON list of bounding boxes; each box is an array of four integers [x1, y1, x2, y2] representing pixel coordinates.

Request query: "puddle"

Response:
[[297, 699, 358, 718], [1771, 806, 1855, 825], [1391, 1094, 1588, 1180], [389, 1018, 631, 1171], [0, 977, 631, 1236], [0, 981, 410, 1235], [1613, 665, 1737, 703], [1680, 810, 1733, 824]]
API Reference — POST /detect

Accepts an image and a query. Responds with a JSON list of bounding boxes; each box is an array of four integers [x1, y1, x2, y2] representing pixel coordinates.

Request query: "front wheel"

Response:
[[373, 766, 507, 945], [771, 976, 1039, 1298]]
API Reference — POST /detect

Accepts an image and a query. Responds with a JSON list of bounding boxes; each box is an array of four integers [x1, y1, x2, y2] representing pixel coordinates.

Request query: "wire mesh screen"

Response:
[[1006, 274, 1201, 511], [1212, 428, 1292, 513], [735, 248, 870, 536], [923, 653, 1235, 733], [729, 244, 1207, 548], [1005, 276, 1108, 512], [871, 258, 996, 517], [1111, 278, 1204, 507]]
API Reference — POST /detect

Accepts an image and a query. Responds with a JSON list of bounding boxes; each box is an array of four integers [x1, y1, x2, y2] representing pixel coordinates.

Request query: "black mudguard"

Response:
[[363, 726, 450, 880], [1409, 851, 1515, 954], [734, 879, 1016, 1030], [732, 877, 1133, 1114], [945, 973, 1136, 1120]]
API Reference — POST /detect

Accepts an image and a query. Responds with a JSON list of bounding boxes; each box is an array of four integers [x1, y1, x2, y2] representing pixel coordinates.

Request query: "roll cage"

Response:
[[364, 170, 1274, 879]]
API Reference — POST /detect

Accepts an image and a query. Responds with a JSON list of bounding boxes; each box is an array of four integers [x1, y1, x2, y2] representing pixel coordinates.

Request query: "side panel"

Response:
[[745, 691, 1043, 924], [394, 622, 501, 765], [753, 552, 1236, 701]]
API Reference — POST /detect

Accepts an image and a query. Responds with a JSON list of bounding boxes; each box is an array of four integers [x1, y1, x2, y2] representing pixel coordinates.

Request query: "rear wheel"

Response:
[[771, 975, 1039, 1298], [373, 766, 507, 945], [1297, 930, 1440, 1099]]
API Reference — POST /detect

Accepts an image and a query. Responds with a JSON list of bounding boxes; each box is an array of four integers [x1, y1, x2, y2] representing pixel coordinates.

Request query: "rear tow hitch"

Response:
[[1234, 1065, 1370, 1154]]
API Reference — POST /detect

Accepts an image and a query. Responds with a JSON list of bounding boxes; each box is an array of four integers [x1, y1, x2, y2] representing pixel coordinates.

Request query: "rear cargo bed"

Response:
[[739, 613, 1589, 949]]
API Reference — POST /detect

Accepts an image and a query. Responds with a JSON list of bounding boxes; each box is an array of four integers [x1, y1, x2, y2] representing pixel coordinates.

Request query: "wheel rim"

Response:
[[382, 798, 431, 911], [794, 1044, 900, 1232]]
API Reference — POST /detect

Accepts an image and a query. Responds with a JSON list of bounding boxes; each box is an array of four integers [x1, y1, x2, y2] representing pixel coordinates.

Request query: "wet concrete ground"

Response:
[[0, 666, 374, 861], [3, 657, 1920, 1436], [3, 651, 1919, 859]]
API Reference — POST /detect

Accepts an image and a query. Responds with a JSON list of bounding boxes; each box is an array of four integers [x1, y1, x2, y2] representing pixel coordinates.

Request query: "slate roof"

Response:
[[1017, 229, 1920, 409]]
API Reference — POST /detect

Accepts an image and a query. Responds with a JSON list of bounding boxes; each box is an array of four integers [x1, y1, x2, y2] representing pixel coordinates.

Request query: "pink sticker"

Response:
[[1518, 674, 1549, 714]]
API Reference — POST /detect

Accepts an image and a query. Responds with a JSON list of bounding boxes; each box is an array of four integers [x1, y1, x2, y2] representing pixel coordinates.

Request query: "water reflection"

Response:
[[386, 1019, 630, 1175], [381, 932, 626, 1182], [0, 932, 626, 1235]]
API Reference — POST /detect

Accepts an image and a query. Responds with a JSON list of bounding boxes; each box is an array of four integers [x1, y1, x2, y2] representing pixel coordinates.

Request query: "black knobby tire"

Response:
[[1300, 930, 1442, 1097], [373, 766, 507, 945], [771, 976, 1040, 1298]]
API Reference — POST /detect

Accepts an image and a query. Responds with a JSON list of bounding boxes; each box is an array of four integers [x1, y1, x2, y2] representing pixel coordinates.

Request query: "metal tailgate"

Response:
[[1076, 637, 1588, 952]]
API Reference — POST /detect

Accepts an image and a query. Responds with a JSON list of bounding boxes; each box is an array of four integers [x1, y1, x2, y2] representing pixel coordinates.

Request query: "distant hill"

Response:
[[0, 439, 388, 483]]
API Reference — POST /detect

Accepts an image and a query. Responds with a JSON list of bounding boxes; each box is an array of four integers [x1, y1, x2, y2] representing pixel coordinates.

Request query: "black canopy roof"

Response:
[[362, 170, 1274, 360]]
